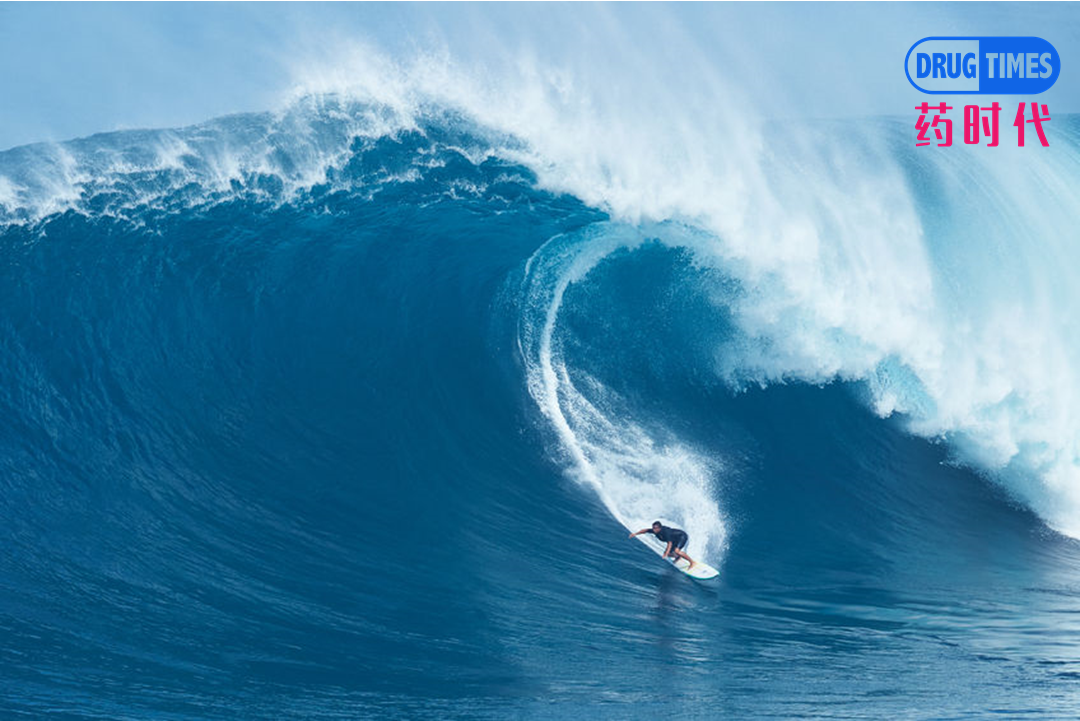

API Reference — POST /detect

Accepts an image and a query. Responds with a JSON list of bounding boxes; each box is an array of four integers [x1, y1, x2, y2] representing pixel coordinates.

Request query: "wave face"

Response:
[[5, 88, 1080, 719]]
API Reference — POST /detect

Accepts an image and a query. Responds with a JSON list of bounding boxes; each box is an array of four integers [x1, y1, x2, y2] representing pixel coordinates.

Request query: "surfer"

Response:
[[629, 521, 696, 569]]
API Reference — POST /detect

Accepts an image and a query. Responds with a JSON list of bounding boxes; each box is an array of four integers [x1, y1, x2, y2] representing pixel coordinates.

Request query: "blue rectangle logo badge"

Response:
[[906, 37, 1059, 94]]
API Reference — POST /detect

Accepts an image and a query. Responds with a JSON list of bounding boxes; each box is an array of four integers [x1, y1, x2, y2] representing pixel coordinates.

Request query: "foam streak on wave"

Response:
[[519, 223, 728, 560]]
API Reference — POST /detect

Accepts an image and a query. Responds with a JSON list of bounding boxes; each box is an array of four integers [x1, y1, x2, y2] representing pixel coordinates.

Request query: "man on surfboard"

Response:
[[629, 521, 696, 569]]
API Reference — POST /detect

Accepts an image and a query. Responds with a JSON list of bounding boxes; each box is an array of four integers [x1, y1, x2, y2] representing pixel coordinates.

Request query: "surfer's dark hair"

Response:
[[652, 520, 662, 527]]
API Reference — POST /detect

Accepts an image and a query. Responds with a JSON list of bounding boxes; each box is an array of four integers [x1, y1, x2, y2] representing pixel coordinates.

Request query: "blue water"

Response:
[[4, 98, 1080, 719]]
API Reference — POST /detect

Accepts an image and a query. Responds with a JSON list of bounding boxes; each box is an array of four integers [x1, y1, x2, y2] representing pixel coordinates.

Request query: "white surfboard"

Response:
[[667, 554, 720, 580], [635, 534, 720, 580]]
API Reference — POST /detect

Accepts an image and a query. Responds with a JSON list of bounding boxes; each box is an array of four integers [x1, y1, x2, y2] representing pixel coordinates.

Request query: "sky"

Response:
[[2, 2, 1079, 152]]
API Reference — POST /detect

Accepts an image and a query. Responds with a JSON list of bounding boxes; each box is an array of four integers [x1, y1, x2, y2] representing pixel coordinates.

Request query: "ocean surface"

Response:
[[4, 89, 1080, 719]]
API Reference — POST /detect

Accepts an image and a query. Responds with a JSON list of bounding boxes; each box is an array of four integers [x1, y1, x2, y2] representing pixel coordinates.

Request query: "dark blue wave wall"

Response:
[[2, 113, 1080, 720]]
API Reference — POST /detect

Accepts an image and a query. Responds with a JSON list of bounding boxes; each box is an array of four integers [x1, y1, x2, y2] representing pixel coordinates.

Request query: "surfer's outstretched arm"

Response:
[[628, 528, 652, 538]]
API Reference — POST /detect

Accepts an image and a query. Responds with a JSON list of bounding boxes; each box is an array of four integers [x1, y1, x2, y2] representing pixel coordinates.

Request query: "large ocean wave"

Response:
[[6, 83, 1080, 542], [4, 47, 1080, 717]]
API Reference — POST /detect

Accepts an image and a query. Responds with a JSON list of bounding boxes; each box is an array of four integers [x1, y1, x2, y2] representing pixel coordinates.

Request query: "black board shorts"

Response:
[[667, 531, 689, 551]]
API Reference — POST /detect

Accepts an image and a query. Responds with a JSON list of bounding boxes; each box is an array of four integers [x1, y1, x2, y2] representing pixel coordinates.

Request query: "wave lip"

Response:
[[0, 95, 445, 225]]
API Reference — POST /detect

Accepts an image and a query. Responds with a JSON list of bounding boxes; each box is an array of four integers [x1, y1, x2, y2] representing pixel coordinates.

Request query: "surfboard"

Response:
[[635, 534, 720, 580], [667, 554, 720, 580]]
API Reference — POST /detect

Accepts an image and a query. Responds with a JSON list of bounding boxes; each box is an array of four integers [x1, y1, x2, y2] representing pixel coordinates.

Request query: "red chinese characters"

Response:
[[917, 102, 1049, 147], [916, 102, 953, 147], [963, 102, 1001, 147], [1014, 103, 1051, 147]]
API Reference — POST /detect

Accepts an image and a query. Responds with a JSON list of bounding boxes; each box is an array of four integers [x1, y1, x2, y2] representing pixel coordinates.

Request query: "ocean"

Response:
[[3, 83, 1080, 718]]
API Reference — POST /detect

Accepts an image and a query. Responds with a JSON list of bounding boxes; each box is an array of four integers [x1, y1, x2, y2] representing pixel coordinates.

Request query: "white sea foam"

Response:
[[0, 175, 21, 212]]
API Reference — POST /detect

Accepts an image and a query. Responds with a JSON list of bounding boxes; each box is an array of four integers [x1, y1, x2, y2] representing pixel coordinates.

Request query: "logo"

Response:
[[905, 37, 1059, 94]]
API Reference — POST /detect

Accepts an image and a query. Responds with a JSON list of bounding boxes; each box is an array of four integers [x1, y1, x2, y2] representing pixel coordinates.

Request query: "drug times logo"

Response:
[[905, 36, 1059, 147], [905, 36, 1059, 94]]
